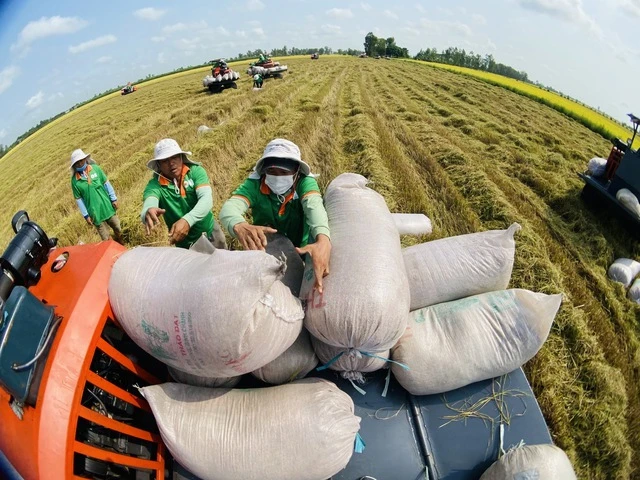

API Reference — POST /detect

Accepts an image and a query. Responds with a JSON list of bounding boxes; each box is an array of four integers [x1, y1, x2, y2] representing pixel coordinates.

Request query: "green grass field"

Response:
[[1, 55, 639, 479]]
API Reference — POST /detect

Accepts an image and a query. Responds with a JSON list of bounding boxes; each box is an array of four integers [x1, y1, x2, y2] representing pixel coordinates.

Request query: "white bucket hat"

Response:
[[69, 148, 91, 169], [147, 138, 199, 173], [254, 138, 311, 176]]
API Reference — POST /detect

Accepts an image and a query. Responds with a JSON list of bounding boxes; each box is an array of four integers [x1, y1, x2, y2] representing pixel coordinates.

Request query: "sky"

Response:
[[0, 0, 638, 146]]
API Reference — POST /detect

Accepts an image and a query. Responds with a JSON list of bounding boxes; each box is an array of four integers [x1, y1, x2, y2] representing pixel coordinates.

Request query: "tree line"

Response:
[[414, 47, 529, 83], [363, 33, 410, 58]]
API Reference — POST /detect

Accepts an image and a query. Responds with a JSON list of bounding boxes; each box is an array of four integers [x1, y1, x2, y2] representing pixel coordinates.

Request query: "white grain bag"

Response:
[[403, 223, 521, 310], [391, 213, 433, 236], [251, 328, 318, 384], [108, 247, 303, 377], [480, 444, 576, 480], [168, 366, 240, 388], [265, 233, 304, 297], [628, 278, 640, 304], [607, 258, 640, 287], [616, 188, 640, 218], [391, 289, 562, 395], [302, 173, 410, 353], [587, 157, 607, 177], [312, 336, 389, 383], [141, 379, 361, 480]]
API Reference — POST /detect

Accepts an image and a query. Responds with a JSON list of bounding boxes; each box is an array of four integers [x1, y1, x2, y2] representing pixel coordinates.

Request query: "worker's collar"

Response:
[[74, 164, 93, 181], [158, 164, 190, 197]]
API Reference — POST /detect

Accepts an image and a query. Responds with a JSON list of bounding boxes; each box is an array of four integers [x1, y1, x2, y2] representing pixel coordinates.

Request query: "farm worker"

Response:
[[219, 138, 331, 292], [253, 73, 263, 88], [258, 53, 267, 63], [141, 138, 227, 249], [70, 148, 123, 243]]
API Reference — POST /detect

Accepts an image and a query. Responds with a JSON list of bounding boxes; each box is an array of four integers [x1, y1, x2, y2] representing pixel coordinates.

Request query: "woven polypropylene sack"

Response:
[[108, 247, 303, 377], [301, 173, 410, 352], [480, 444, 577, 480], [251, 328, 318, 384], [608, 258, 640, 288], [168, 366, 240, 388], [141, 378, 361, 480], [587, 157, 607, 177], [403, 223, 520, 310], [391, 289, 562, 395], [616, 188, 640, 218], [391, 213, 433, 236], [312, 336, 389, 380], [628, 278, 640, 304]]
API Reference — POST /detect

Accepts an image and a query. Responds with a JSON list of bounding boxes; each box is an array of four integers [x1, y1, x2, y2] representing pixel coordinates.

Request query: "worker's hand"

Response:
[[111, 200, 119, 210], [296, 234, 331, 294], [168, 218, 190, 245], [85, 217, 93, 225], [233, 222, 277, 251], [144, 207, 166, 235]]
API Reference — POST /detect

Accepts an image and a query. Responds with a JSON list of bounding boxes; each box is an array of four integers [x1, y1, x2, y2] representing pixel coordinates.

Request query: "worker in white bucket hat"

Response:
[[69, 148, 123, 243], [141, 138, 226, 249], [219, 138, 331, 292]]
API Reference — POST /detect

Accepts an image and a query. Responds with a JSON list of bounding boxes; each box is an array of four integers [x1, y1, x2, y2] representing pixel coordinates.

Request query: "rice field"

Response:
[[1, 55, 639, 479]]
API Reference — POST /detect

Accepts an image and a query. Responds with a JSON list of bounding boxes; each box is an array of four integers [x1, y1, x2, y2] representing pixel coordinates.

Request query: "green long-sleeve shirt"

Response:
[[219, 175, 330, 247]]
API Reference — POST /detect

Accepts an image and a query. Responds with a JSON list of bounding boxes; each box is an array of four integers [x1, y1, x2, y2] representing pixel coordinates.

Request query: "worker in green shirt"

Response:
[[70, 148, 123, 243], [219, 138, 331, 292], [141, 138, 227, 249]]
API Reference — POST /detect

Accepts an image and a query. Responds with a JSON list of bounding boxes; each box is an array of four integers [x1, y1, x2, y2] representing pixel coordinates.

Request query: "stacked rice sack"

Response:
[[109, 240, 360, 480], [301, 173, 410, 382], [607, 258, 640, 304], [390, 223, 563, 395]]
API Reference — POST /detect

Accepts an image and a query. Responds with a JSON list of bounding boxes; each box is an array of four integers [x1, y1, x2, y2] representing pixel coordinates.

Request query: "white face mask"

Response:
[[265, 174, 295, 195]]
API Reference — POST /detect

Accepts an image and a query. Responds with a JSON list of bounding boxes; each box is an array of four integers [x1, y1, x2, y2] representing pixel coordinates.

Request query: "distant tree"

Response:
[[364, 32, 377, 57]]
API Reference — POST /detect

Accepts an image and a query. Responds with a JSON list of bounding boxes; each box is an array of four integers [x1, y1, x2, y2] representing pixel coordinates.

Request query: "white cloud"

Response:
[[215, 26, 230, 35], [151, 36, 165, 42], [26, 91, 44, 109], [416, 4, 426, 14], [437, 7, 453, 15], [321, 24, 342, 34], [620, 0, 640, 16], [0, 66, 20, 95], [69, 35, 117, 54], [361, 2, 372, 11], [96, 56, 112, 63], [517, 0, 603, 38], [248, 20, 261, 27], [48, 92, 64, 101], [402, 26, 421, 36], [472, 13, 487, 24], [252, 27, 266, 37], [162, 21, 207, 34], [236, 30, 247, 38], [326, 8, 353, 19], [158, 52, 166, 63], [0, 129, 6, 140], [419, 18, 472, 36], [11, 16, 88, 54], [134, 8, 167, 21], [246, 0, 265, 11], [384, 10, 399, 20], [487, 39, 497, 51]]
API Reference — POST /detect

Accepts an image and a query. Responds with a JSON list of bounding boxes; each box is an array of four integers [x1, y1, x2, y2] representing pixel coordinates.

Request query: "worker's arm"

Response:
[[301, 193, 330, 241], [219, 196, 250, 238], [103, 181, 117, 202], [297, 189, 331, 293], [182, 186, 213, 227], [75, 198, 89, 219]]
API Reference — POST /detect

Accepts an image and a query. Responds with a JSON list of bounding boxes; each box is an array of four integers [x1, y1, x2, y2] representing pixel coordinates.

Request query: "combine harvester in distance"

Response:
[[579, 113, 640, 237], [246, 53, 287, 79], [202, 59, 240, 93]]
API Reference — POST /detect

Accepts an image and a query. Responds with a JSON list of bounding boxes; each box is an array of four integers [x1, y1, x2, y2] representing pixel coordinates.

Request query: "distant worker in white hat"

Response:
[[70, 148, 123, 243], [219, 138, 331, 292], [141, 138, 227, 249]]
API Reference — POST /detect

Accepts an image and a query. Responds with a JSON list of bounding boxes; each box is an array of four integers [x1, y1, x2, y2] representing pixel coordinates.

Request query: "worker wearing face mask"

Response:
[[219, 138, 331, 292], [70, 148, 123, 243]]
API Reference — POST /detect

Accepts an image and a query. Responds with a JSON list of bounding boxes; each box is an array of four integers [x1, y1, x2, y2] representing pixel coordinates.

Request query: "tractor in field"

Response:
[[579, 113, 640, 236], [202, 59, 240, 93], [311, 53, 319, 60], [247, 53, 288, 79], [121, 83, 137, 95], [0, 209, 566, 480]]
